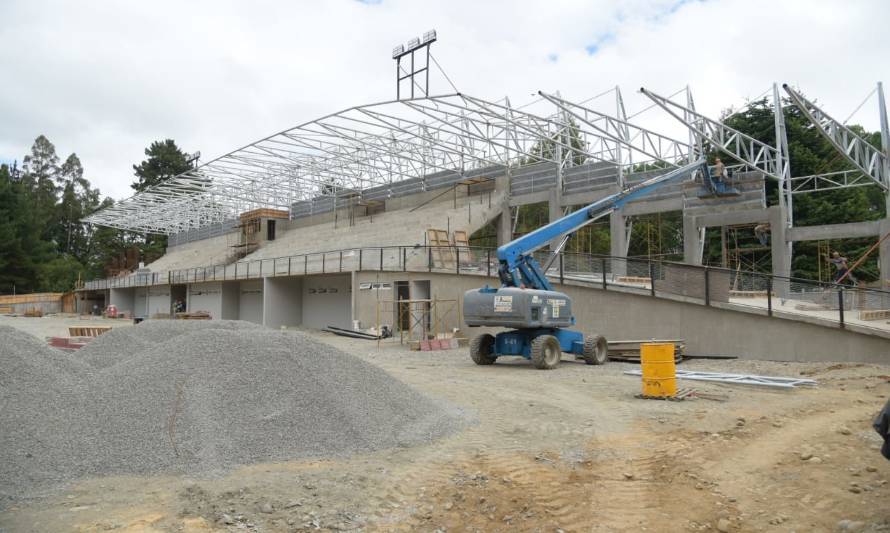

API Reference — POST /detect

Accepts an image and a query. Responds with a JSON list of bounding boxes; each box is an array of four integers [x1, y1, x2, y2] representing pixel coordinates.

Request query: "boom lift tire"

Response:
[[531, 335, 561, 370], [470, 334, 497, 365], [583, 334, 608, 365]]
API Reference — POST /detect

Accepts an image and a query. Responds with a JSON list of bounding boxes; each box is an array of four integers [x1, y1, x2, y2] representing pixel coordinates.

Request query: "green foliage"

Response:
[[472, 97, 885, 281], [37, 254, 85, 292], [131, 139, 193, 254], [131, 139, 193, 192], [715, 97, 886, 280], [0, 135, 193, 294], [0, 164, 50, 293], [522, 117, 588, 166]]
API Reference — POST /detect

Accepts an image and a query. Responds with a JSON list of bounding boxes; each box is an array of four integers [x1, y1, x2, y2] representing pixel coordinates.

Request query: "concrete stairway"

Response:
[[240, 190, 505, 263], [145, 232, 237, 272]]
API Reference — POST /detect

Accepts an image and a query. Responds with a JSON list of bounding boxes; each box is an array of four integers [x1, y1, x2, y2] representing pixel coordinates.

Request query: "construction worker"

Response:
[[713, 158, 726, 183], [827, 251, 857, 285], [754, 223, 770, 246]]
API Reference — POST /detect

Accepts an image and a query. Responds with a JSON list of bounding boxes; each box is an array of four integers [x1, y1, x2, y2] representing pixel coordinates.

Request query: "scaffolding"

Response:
[[375, 298, 458, 345]]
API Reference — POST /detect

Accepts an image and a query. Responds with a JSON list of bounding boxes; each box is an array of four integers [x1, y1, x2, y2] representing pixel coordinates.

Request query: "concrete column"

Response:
[[769, 205, 792, 298], [547, 186, 562, 250], [496, 172, 513, 247], [880, 217, 890, 290], [610, 209, 628, 276], [682, 215, 702, 266], [496, 205, 512, 246], [220, 282, 239, 320]]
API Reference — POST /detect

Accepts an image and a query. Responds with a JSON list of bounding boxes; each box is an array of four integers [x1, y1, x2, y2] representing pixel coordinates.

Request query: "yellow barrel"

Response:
[[640, 343, 676, 397]]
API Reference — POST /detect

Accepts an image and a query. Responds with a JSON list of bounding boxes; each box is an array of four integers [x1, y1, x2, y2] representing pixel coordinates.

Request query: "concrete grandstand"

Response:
[[79, 77, 890, 363]]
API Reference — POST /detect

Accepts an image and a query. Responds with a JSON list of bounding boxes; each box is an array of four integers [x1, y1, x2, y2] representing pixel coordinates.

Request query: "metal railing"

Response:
[[83, 246, 890, 335]]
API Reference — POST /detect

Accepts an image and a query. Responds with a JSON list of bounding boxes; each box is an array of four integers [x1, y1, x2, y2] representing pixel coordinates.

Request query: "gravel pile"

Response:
[[77, 319, 261, 369], [1, 322, 466, 501]]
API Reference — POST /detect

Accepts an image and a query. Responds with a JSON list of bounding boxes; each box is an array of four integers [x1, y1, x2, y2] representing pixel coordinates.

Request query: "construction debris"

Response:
[[46, 336, 93, 351], [174, 310, 211, 320], [67, 326, 112, 337], [607, 339, 686, 363], [635, 387, 697, 401], [323, 325, 384, 340], [1, 321, 466, 500], [624, 369, 817, 389]]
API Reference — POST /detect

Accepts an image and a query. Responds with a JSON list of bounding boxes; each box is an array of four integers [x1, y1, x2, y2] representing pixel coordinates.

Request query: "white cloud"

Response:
[[1, 0, 887, 199]]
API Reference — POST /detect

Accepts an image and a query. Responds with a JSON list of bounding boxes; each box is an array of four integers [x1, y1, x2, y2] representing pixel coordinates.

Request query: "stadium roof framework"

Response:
[[85, 82, 889, 235], [84, 90, 700, 234]]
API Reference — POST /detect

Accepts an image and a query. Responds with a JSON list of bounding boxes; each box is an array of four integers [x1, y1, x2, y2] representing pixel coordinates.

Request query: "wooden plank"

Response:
[[239, 208, 289, 221], [68, 326, 113, 337], [452, 230, 473, 266], [427, 229, 454, 268]]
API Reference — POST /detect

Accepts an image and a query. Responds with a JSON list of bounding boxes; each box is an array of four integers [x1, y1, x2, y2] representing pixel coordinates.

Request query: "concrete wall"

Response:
[[221, 282, 239, 320], [352, 271, 890, 364], [109, 288, 135, 315], [134, 288, 148, 318], [188, 282, 223, 319], [302, 274, 351, 329], [263, 277, 303, 329], [238, 280, 264, 324], [147, 285, 172, 317]]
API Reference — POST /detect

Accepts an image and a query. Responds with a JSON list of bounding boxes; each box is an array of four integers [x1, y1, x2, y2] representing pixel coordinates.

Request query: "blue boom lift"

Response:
[[463, 159, 710, 369]]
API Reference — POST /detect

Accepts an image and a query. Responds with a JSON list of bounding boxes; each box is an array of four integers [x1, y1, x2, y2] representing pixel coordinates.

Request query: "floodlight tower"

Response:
[[393, 29, 437, 100]]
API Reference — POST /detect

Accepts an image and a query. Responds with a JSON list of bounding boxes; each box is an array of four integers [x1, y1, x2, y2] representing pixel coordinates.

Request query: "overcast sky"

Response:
[[1, 0, 888, 200]]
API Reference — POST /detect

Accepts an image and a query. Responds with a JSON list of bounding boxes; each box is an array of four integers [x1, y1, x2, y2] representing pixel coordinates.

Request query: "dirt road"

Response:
[[1, 326, 889, 532]]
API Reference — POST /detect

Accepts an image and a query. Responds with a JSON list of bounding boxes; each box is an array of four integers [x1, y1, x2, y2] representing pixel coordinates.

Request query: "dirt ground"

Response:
[[1, 318, 889, 532]]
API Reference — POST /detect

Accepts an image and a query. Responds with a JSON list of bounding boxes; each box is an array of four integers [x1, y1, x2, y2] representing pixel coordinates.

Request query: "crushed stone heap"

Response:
[[0, 321, 466, 501]]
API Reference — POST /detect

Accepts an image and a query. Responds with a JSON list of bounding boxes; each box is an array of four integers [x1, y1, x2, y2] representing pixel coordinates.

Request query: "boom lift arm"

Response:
[[464, 158, 708, 370], [496, 158, 709, 290]]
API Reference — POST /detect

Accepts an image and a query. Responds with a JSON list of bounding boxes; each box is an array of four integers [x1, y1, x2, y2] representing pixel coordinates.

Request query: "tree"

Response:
[[522, 117, 588, 166], [130, 139, 194, 261], [713, 98, 886, 280], [131, 139, 193, 192], [21, 135, 61, 240], [0, 163, 56, 293]]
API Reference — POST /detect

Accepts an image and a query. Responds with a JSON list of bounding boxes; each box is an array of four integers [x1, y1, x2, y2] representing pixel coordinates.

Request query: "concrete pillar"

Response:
[[610, 209, 628, 276], [496, 172, 513, 247], [880, 217, 890, 290], [547, 186, 562, 250], [220, 282, 239, 320], [496, 205, 512, 246], [769, 206, 792, 297], [682, 215, 702, 266]]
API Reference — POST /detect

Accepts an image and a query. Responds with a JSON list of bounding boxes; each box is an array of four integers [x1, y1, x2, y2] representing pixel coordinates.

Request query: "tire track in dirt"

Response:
[[370, 423, 725, 532]]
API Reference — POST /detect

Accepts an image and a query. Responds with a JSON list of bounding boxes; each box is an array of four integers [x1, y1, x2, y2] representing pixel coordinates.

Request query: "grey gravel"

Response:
[[77, 319, 262, 369], [1, 321, 466, 503]]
